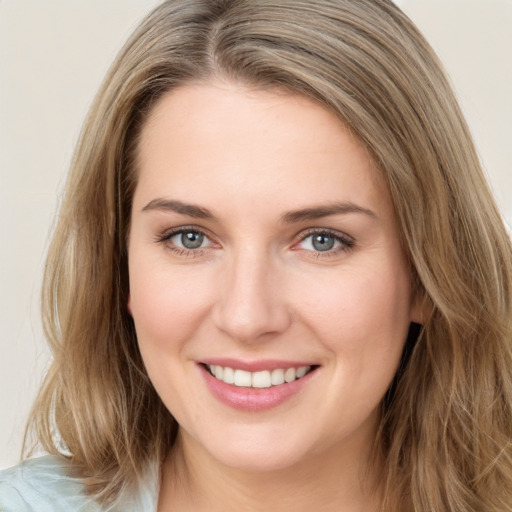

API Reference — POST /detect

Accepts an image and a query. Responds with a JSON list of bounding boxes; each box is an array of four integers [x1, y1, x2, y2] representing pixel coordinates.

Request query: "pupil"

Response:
[[312, 234, 334, 251], [181, 232, 204, 249]]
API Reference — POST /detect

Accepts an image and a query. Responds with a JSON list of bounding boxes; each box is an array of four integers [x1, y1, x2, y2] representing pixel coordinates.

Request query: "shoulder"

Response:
[[0, 455, 100, 512], [0, 455, 159, 512]]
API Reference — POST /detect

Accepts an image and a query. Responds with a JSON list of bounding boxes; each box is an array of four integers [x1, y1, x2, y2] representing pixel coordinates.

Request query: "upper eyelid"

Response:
[[296, 227, 354, 243], [158, 225, 213, 241], [156, 226, 216, 256], [155, 225, 354, 248], [292, 229, 356, 256]]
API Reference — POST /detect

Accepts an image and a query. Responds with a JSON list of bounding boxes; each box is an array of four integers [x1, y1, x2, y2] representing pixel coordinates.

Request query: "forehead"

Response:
[[134, 81, 392, 221]]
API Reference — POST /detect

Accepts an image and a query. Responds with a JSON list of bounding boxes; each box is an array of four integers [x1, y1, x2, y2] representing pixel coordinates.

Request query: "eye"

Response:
[[172, 230, 207, 250], [156, 226, 216, 255], [296, 229, 354, 254], [302, 233, 339, 252]]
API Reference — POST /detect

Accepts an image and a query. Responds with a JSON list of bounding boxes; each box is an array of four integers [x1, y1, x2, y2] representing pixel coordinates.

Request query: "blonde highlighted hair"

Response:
[[25, 1, 512, 509]]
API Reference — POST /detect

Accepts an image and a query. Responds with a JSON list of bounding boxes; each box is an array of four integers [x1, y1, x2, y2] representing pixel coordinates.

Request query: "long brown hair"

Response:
[[25, 1, 512, 509]]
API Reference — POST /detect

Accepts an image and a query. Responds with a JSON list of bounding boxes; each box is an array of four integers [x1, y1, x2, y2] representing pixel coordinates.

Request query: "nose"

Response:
[[212, 248, 292, 343]]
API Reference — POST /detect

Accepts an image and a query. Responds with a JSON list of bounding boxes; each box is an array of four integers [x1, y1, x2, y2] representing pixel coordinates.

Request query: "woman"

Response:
[[1, 0, 511, 510]]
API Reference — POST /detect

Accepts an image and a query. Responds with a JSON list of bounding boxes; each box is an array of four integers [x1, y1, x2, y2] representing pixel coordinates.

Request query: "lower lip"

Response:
[[200, 365, 317, 412]]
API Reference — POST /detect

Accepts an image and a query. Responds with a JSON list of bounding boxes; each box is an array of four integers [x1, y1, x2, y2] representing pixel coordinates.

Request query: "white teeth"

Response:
[[252, 371, 272, 388], [234, 369, 252, 387], [213, 365, 223, 379], [296, 366, 309, 378], [207, 364, 312, 388], [284, 368, 296, 382], [223, 366, 234, 384], [271, 369, 285, 385]]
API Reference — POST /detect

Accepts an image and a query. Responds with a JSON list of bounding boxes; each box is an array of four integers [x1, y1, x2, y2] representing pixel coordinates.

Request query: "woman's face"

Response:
[[128, 81, 421, 472]]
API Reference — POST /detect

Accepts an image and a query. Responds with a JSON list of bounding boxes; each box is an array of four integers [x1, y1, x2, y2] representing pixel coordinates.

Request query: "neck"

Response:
[[158, 429, 384, 512]]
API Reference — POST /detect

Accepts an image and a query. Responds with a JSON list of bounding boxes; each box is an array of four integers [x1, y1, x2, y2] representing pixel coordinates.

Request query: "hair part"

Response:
[[25, 1, 512, 509]]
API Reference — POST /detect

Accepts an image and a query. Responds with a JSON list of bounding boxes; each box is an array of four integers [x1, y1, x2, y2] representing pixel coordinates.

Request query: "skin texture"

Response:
[[128, 81, 422, 511]]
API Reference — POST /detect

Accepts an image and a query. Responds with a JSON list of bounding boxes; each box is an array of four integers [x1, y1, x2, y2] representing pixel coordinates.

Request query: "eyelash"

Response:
[[155, 226, 214, 258], [155, 226, 355, 258], [295, 228, 355, 258]]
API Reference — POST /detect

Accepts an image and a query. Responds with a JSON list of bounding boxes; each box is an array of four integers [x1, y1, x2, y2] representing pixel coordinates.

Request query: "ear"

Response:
[[410, 289, 432, 325], [127, 293, 133, 317]]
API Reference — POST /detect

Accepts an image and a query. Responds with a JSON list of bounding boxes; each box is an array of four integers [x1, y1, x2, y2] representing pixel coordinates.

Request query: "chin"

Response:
[[188, 426, 314, 473], [212, 445, 307, 473]]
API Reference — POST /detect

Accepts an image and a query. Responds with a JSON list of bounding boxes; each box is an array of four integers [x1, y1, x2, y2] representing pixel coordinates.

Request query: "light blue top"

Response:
[[0, 455, 159, 511]]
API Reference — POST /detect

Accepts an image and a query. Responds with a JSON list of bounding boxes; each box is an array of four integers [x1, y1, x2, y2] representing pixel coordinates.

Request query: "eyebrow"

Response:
[[280, 201, 378, 223], [141, 198, 377, 223], [141, 198, 217, 220]]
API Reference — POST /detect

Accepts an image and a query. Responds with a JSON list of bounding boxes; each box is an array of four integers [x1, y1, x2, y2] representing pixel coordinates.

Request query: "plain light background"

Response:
[[1, 0, 511, 469]]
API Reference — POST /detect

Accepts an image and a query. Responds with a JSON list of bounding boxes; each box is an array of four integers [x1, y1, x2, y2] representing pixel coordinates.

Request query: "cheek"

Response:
[[128, 257, 213, 355], [295, 258, 413, 368], [128, 257, 216, 417]]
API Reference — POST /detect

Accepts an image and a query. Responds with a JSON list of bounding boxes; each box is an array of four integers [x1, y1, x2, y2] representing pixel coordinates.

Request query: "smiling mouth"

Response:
[[204, 364, 317, 389]]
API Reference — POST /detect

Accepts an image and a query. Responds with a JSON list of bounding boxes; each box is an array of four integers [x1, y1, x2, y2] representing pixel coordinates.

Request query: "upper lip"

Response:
[[200, 358, 318, 372]]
